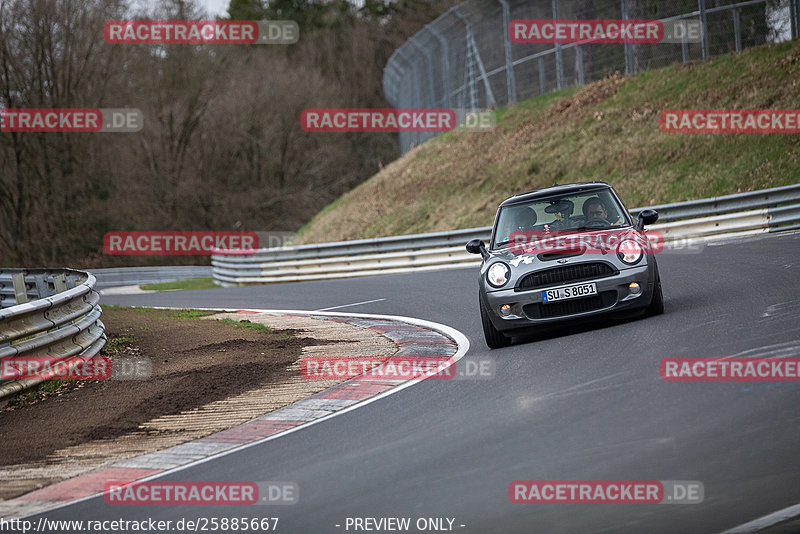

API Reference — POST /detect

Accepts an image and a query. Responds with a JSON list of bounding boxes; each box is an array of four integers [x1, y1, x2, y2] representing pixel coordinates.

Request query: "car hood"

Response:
[[486, 227, 654, 268]]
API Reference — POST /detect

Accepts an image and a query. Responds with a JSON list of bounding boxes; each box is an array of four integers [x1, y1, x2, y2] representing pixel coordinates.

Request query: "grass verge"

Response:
[[140, 278, 217, 291], [296, 40, 800, 244]]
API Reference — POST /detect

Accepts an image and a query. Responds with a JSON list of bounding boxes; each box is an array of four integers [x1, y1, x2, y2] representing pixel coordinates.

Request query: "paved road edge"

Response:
[[3, 308, 469, 520]]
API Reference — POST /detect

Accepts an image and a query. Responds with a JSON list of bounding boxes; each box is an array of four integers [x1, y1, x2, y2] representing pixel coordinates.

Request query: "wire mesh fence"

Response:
[[383, 0, 799, 154]]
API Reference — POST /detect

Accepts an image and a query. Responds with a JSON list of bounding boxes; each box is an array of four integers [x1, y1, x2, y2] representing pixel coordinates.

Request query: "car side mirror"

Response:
[[466, 239, 489, 260], [637, 209, 658, 229]]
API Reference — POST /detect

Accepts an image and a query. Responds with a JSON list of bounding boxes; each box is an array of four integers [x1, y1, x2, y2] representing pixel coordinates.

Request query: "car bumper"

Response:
[[482, 263, 655, 333]]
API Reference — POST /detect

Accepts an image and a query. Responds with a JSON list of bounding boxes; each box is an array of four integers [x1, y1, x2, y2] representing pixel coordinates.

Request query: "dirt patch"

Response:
[[552, 71, 624, 117], [0, 308, 398, 502], [0, 308, 316, 466]]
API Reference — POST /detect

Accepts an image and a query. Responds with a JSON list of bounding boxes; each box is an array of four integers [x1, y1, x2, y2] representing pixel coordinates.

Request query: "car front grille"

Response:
[[537, 251, 583, 261], [516, 262, 617, 291], [523, 291, 617, 319]]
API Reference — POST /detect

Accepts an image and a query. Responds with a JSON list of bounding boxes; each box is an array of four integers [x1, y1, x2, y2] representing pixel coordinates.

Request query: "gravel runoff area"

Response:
[[0, 308, 398, 501]]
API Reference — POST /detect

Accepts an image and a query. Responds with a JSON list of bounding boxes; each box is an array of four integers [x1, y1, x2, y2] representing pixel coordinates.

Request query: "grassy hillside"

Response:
[[297, 40, 800, 244]]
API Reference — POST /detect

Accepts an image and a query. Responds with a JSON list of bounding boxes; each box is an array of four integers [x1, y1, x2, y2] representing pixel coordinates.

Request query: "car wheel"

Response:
[[645, 270, 664, 316], [480, 297, 512, 349]]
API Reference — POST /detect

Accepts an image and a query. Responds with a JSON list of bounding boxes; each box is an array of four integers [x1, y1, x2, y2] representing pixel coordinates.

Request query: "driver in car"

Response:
[[582, 197, 622, 225]]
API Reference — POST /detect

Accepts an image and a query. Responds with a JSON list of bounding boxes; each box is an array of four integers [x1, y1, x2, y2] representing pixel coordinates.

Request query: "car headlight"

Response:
[[487, 262, 511, 288], [617, 239, 643, 265]]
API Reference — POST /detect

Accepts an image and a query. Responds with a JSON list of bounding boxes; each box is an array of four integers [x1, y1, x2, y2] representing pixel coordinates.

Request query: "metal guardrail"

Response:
[[212, 184, 800, 286], [91, 266, 213, 289], [0, 268, 106, 401]]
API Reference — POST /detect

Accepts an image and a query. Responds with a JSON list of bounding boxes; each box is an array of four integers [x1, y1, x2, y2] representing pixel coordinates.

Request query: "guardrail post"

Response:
[[733, 8, 742, 52], [53, 273, 68, 293], [34, 274, 50, 299], [12, 273, 28, 304], [553, 0, 564, 89], [698, 0, 709, 59], [499, 0, 517, 104]]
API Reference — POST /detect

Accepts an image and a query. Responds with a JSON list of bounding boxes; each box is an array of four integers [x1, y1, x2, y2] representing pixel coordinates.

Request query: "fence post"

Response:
[[538, 57, 546, 95], [733, 8, 741, 53], [621, 0, 633, 75], [409, 37, 437, 109], [552, 0, 564, 89], [412, 60, 423, 145], [575, 45, 585, 86], [392, 52, 414, 153], [681, 21, 689, 63], [382, 62, 396, 105], [699, 0, 709, 59], [463, 25, 479, 112], [427, 26, 451, 108], [499, 0, 517, 104], [387, 61, 404, 104], [791, 0, 799, 40], [453, 6, 498, 109], [397, 48, 422, 106]]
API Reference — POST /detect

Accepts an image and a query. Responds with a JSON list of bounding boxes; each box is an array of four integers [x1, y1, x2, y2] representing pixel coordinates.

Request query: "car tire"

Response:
[[645, 269, 664, 316], [480, 298, 512, 349]]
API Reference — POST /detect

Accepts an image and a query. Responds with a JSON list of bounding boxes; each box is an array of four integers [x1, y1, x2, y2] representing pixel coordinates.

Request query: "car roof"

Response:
[[498, 181, 613, 207]]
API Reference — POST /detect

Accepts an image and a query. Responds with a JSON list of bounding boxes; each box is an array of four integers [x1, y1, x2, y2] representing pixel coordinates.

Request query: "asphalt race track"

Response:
[[30, 232, 800, 533]]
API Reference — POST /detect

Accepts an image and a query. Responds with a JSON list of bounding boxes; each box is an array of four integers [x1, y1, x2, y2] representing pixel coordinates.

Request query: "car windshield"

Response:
[[493, 189, 630, 248]]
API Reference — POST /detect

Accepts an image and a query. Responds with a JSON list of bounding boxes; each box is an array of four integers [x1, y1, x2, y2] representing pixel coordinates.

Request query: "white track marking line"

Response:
[[722, 503, 800, 533], [21, 307, 469, 519], [314, 298, 386, 311]]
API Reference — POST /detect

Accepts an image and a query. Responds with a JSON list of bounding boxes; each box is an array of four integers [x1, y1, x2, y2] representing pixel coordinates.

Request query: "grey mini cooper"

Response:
[[466, 181, 664, 349]]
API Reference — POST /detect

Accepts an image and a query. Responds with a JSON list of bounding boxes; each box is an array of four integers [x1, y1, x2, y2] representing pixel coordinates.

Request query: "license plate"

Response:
[[542, 282, 597, 303]]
